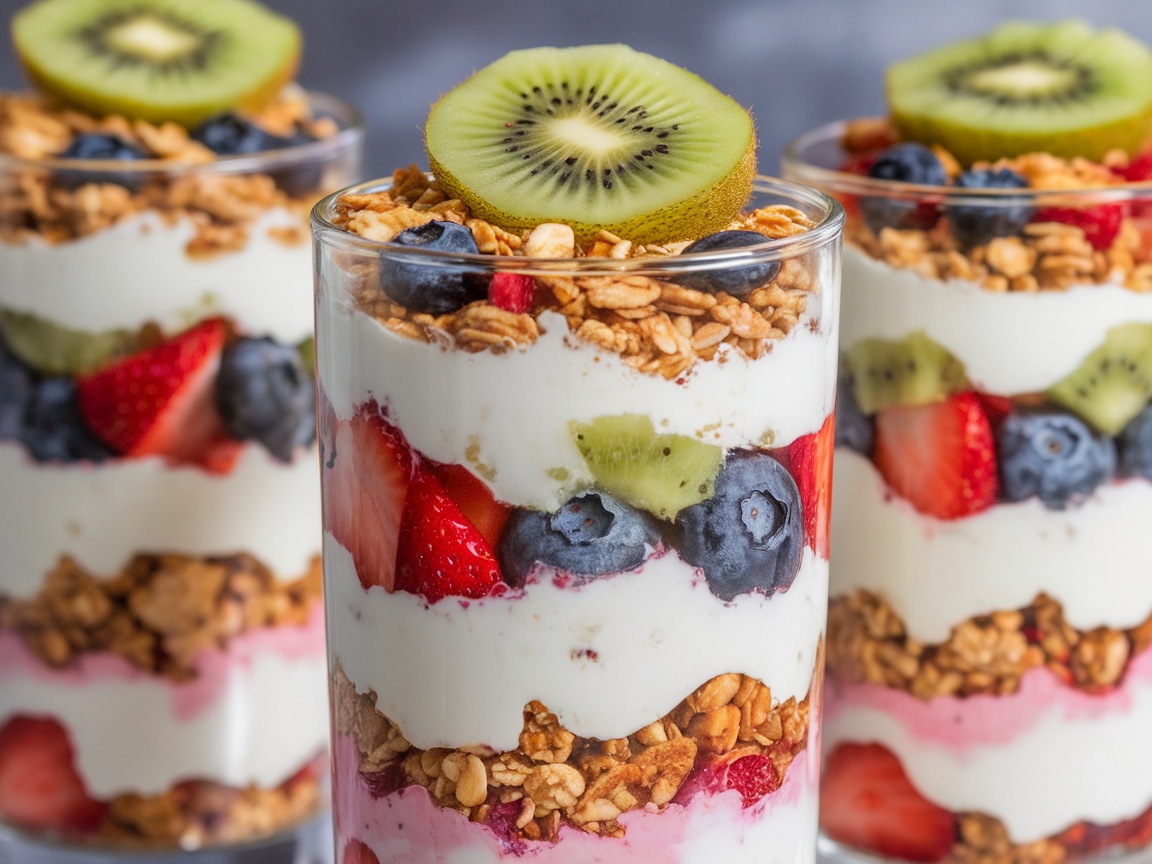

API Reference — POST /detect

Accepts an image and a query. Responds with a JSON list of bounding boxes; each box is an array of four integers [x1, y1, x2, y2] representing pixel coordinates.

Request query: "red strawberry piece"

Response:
[[873, 391, 998, 520], [780, 412, 835, 558], [821, 742, 956, 863], [1032, 203, 1125, 251], [430, 462, 512, 550], [0, 715, 105, 834], [725, 753, 781, 808], [322, 403, 413, 591], [342, 838, 381, 864], [1113, 150, 1152, 182], [974, 392, 1014, 432], [488, 272, 536, 313], [394, 463, 506, 604], [76, 318, 240, 473]]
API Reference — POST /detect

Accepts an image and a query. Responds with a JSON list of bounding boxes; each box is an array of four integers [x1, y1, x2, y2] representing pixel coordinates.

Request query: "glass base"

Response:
[[817, 831, 1152, 864], [0, 813, 332, 864]]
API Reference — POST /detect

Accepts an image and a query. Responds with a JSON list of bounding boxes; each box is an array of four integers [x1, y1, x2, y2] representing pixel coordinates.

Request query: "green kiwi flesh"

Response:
[[12, 0, 300, 127], [569, 414, 723, 521], [0, 309, 142, 375], [886, 19, 1152, 164], [844, 331, 968, 415], [1048, 322, 1152, 435], [425, 44, 756, 244]]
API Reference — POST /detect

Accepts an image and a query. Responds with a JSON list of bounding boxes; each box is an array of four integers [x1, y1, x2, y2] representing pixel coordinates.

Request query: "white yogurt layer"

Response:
[[327, 538, 826, 752], [317, 303, 838, 513], [0, 210, 313, 343], [0, 441, 320, 598], [841, 246, 1152, 395], [831, 450, 1152, 641]]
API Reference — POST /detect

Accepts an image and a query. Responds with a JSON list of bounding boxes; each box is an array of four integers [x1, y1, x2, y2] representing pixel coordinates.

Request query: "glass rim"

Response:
[[0, 91, 365, 178], [782, 118, 1152, 205], [310, 174, 845, 277]]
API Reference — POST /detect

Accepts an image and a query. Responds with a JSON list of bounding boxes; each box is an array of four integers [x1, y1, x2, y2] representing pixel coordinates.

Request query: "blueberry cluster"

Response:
[[860, 143, 1033, 248], [495, 449, 805, 602]]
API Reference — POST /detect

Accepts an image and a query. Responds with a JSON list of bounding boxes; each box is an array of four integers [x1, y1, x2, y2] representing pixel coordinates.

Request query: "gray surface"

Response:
[[4, 0, 1152, 182]]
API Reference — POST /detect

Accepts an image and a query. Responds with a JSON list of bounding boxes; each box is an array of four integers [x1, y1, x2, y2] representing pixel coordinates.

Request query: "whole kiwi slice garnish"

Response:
[[425, 44, 757, 244], [886, 19, 1152, 164], [12, 0, 300, 128]]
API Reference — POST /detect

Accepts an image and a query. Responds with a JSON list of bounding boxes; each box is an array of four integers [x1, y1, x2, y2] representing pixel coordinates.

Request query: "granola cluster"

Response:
[[841, 118, 1152, 293], [0, 87, 338, 252], [333, 664, 813, 842], [335, 165, 821, 380], [0, 553, 321, 679], [828, 589, 1152, 698]]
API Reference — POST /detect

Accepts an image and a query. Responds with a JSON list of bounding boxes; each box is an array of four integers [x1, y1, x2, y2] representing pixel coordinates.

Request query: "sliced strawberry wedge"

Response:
[[342, 839, 381, 864], [429, 461, 512, 550], [0, 715, 105, 834], [873, 391, 998, 520], [76, 318, 240, 473], [1032, 203, 1125, 251], [394, 462, 506, 604], [821, 742, 956, 863], [779, 411, 835, 558]]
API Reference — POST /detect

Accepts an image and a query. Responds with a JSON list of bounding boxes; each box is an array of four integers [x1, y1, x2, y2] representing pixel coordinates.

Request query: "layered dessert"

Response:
[[782, 20, 1152, 864], [313, 45, 842, 863], [0, 0, 361, 850]]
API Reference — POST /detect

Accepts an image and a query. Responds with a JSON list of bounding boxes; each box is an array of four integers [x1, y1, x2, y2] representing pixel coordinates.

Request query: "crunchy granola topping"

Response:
[[0, 553, 321, 679], [828, 589, 1152, 698], [333, 664, 813, 841], [333, 165, 821, 379]]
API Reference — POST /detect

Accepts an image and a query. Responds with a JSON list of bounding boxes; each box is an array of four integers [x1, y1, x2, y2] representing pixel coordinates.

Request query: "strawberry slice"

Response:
[[429, 461, 512, 550], [873, 391, 998, 520], [322, 403, 413, 591], [0, 715, 105, 834], [394, 462, 506, 604], [673, 752, 781, 809], [488, 272, 536, 313], [1032, 203, 1125, 251], [779, 412, 835, 558], [342, 839, 381, 864], [821, 742, 956, 863], [76, 318, 240, 473]]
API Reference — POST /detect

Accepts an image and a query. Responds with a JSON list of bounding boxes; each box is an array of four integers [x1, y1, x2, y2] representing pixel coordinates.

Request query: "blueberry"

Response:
[[1117, 406, 1152, 479], [0, 338, 34, 441], [835, 377, 874, 456], [677, 450, 804, 601], [379, 221, 487, 315], [673, 230, 781, 298], [20, 377, 114, 463], [215, 337, 316, 462], [496, 491, 662, 585], [943, 168, 1033, 249], [998, 410, 1116, 510], [859, 143, 948, 235], [54, 133, 147, 191], [191, 114, 284, 155]]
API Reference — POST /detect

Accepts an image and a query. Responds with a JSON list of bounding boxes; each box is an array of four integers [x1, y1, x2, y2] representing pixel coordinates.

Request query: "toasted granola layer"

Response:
[[333, 663, 813, 842]]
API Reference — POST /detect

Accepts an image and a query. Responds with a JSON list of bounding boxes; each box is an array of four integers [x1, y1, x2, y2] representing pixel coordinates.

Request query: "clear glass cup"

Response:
[[312, 174, 842, 864], [0, 93, 362, 862], [784, 121, 1152, 863]]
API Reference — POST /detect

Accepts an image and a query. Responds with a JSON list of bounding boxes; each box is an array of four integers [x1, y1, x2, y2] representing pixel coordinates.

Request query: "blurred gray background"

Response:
[[3, 0, 1152, 180]]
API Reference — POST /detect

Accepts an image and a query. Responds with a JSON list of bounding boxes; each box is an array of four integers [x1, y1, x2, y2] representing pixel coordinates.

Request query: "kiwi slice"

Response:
[[843, 331, 968, 416], [425, 44, 756, 244], [0, 308, 142, 375], [1048, 322, 1152, 435], [886, 20, 1152, 164], [12, 0, 300, 128], [569, 414, 723, 521]]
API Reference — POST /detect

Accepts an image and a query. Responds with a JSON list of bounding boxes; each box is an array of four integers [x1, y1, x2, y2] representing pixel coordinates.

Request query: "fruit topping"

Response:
[[0, 715, 105, 834], [998, 409, 1116, 509], [0, 308, 141, 377], [672, 230, 782, 298], [1118, 406, 1152, 479], [777, 413, 835, 558], [859, 142, 947, 234], [54, 132, 147, 190], [342, 840, 381, 864], [873, 391, 999, 520], [424, 44, 756, 244], [215, 336, 315, 462], [0, 338, 34, 441], [569, 414, 723, 521], [677, 450, 804, 601], [191, 112, 284, 155], [821, 742, 956, 863], [379, 221, 486, 315], [1047, 322, 1152, 435], [943, 167, 1033, 249], [835, 377, 875, 457], [394, 462, 506, 604], [496, 491, 662, 586], [428, 462, 512, 550], [487, 272, 537, 313], [76, 318, 240, 472], [885, 19, 1152, 164], [843, 331, 968, 416], [21, 376, 114, 463], [1032, 202, 1125, 251], [674, 752, 781, 809], [12, 0, 302, 128]]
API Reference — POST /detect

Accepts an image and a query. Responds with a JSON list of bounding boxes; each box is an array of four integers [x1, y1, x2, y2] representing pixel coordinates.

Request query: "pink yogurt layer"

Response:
[[824, 640, 1152, 752], [332, 730, 816, 863], [0, 600, 325, 722]]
